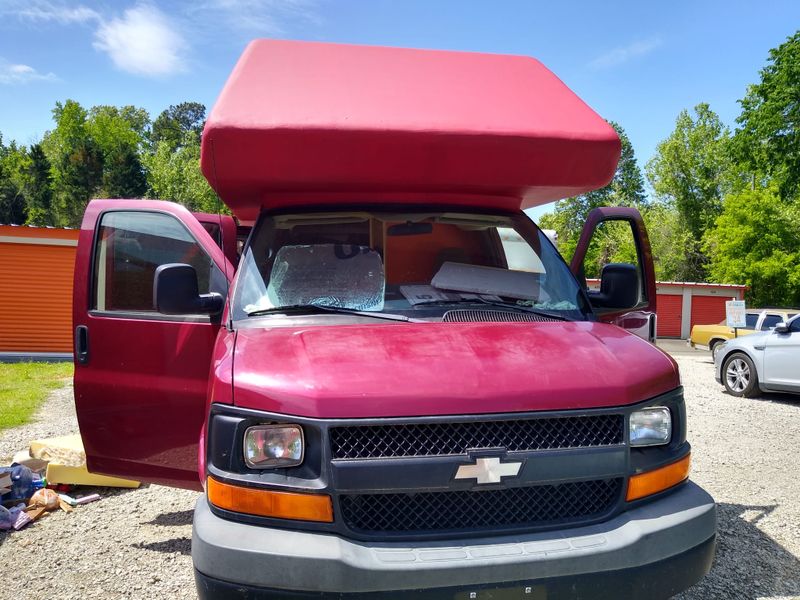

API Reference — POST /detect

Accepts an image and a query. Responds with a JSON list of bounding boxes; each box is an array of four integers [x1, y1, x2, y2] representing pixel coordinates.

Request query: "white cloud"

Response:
[[589, 37, 662, 70], [3, 0, 316, 79], [0, 61, 59, 85], [197, 0, 319, 35], [1, 1, 100, 24], [93, 4, 187, 77]]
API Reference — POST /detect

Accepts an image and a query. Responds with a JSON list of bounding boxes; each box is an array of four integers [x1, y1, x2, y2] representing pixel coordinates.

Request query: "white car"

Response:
[[714, 314, 800, 397]]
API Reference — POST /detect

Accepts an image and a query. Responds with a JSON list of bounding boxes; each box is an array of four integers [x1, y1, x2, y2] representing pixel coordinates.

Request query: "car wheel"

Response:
[[723, 353, 759, 398]]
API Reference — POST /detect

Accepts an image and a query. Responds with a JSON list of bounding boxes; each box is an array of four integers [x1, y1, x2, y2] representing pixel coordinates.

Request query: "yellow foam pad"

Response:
[[45, 463, 140, 488]]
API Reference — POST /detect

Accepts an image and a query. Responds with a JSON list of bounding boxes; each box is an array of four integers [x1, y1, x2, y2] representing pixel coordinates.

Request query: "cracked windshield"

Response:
[[232, 210, 591, 321]]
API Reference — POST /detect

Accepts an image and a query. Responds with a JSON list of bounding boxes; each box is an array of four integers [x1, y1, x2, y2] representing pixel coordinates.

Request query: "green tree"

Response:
[[646, 103, 731, 281], [87, 105, 149, 198], [144, 131, 219, 212], [0, 138, 22, 224], [705, 185, 800, 306], [640, 203, 696, 281], [103, 144, 147, 198], [0, 165, 25, 224], [646, 103, 731, 238], [44, 100, 104, 226], [539, 121, 646, 270], [151, 102, 206, 150], [0, 137, 31, 225], [24, 144, 55, 226], [734, 32, 800, 199]]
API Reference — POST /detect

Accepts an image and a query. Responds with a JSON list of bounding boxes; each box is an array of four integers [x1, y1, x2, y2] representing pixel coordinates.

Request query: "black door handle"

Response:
[[75, 325, 89, 364]]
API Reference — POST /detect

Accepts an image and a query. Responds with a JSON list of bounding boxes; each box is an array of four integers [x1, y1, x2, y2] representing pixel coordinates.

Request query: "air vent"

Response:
[[442, 309, 559, 323], [330, 414, 624, 460], [340, 478, 623, 535]]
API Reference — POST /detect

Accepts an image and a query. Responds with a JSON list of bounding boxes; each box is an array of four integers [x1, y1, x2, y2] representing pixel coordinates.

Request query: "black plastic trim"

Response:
[[194, 534, 716, 600]]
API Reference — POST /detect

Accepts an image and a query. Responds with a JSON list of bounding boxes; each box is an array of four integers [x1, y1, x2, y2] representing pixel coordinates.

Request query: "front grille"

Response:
[[442, 309, 560, 323], [330, 414, 624, 460], [340, 478, 623, 535]]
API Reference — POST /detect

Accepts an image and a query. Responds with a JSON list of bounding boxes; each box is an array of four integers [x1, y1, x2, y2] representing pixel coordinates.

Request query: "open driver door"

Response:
[[73, 200, 234, 490]]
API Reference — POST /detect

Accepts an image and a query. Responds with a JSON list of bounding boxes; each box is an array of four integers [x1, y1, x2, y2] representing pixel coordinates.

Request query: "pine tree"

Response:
[[24, 144, 55, 226]]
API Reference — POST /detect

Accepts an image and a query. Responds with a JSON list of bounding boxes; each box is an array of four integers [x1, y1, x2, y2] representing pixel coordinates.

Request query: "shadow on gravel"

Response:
[[753, 392, 800, 407], [721, 390, 800, 407], [134, 537, 192, 555], [679, 502, 800, 599], [145, 509, 194, 527]]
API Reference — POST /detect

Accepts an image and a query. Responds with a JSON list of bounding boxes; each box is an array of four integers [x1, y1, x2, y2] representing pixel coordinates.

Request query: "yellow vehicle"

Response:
[[690, 309, 799, 359]]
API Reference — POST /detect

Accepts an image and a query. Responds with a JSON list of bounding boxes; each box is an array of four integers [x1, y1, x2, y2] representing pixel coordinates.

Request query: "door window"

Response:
[[92, 211, 225, 313], [744, 313, 759, 329], [578, 219, 646, 306], [761, 314, 783, 330]]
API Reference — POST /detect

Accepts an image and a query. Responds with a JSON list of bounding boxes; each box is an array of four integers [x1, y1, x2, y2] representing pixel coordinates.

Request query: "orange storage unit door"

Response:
[[0, 228, 77, 353], [690, 295, 727, 330], [657, 294, 683, 338]]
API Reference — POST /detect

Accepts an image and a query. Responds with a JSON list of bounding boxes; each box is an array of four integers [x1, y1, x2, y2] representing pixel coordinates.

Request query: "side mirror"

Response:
[[774, 321, 790, 334], [154, 263, 224, 316], [587, 263, 639, 310]]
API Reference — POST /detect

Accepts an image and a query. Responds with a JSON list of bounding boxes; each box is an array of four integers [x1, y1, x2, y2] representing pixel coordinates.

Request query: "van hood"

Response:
[[232, 321, 679, 418]]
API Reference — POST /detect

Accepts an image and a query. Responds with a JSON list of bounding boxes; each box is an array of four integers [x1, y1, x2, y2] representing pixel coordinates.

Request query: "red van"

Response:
[[73, 41, 715, 599]]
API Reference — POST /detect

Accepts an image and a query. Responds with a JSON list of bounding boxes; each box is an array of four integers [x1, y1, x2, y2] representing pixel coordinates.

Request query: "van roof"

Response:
[[201, 40, 620, 222]]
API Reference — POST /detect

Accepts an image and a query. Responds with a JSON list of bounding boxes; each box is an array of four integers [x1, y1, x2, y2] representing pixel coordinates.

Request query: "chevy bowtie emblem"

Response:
[[454, 457, 522, 485]]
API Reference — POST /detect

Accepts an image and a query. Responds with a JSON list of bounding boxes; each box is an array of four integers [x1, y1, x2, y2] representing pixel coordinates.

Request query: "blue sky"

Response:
[[1, 0, 799, 217]]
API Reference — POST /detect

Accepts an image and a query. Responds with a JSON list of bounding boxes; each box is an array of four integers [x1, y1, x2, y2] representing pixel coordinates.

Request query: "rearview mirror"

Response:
[[774, 321, 790, 334], [587, 263, 639, 310], [154, 263, 224, 316]]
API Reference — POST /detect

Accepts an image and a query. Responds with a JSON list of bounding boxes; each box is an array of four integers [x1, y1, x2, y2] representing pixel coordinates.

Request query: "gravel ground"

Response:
[[0, 346, 799, 599], [0, 385, 198, 600]]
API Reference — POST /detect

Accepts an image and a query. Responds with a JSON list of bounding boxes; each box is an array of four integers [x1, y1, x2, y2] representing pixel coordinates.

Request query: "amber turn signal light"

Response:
[[207, 477, 334, 523], [626, 453, 691, 502]]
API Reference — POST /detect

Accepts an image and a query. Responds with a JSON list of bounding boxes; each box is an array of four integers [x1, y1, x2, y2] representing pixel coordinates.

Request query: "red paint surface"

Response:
[[201, 40, 620, 222], [232, 321, 679, 418], [73, 200, 232, 490]]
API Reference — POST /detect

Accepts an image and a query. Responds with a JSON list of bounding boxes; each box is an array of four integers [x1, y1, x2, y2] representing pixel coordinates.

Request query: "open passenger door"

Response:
[[571, 207, 657, 343], [73, 200, 233, 490]]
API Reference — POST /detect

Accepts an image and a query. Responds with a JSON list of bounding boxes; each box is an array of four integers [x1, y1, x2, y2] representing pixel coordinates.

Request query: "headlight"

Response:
[[244, 424, 304, 468], [629, 407, 672, 447]]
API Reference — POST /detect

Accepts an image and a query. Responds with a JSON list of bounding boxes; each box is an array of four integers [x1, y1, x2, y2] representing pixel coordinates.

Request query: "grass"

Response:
[[0, 362, 73, 431]]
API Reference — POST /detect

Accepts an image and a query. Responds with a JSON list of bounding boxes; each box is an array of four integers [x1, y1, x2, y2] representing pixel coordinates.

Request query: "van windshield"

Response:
[[231, 210, 591, 322]]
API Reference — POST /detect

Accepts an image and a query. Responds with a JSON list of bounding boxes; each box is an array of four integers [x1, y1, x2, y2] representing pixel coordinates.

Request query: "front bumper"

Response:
[[192, 481, 716, 599]]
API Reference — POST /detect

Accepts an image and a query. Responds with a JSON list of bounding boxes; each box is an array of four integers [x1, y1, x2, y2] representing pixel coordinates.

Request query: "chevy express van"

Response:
[[73, 40, 715, 599]]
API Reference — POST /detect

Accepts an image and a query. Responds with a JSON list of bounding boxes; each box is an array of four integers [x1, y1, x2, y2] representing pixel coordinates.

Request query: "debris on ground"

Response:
[[0, 434, 140, 533], [29, 433, 140, 488]]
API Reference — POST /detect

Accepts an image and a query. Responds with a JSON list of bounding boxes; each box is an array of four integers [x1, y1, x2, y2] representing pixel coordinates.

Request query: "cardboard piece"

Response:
[[11, 450, 48, 473], [29, 434, 86, 467], [0, 472, 11, 495]]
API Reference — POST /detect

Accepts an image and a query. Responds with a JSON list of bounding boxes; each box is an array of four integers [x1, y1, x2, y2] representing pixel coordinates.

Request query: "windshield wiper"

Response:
[[247, 304, 414, 322], [412, 298, 569, 321]]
